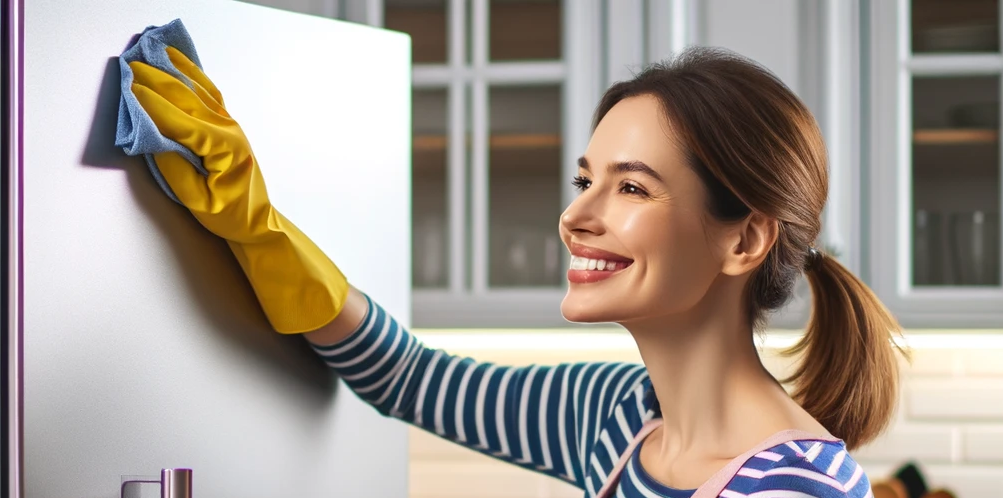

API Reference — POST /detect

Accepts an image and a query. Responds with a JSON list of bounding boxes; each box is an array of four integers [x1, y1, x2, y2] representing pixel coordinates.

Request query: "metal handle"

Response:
[[121, 468, 192, 498], [161, 468, 192, 498]]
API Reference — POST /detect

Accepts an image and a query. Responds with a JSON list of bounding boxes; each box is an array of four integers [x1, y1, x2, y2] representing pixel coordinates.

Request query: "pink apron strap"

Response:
[[594, 418, 663, 498], [691, 429, 841, 498], [594, 419, 840, 498]]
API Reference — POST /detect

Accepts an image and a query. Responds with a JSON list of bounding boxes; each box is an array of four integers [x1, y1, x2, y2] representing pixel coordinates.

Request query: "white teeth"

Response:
[[570, 256, 624, 272]]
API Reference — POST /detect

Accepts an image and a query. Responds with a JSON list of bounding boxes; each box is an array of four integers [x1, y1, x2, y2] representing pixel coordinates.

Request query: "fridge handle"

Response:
[[121, 468, 192, 498]]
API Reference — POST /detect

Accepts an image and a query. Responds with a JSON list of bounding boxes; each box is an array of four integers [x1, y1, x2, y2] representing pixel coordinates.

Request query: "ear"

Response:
[[720, 213, 778, 276]]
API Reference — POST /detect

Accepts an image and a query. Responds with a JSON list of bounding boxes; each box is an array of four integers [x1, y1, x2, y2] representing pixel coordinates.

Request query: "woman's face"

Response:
[[559, 94, 732, 324]]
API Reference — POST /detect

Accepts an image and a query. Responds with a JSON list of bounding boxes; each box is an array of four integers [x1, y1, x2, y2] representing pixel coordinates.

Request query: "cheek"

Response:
[[626, 208, 722, 305], [622, 206, 709, 265]]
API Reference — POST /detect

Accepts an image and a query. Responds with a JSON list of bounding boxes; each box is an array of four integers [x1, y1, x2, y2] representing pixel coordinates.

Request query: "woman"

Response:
[[129, 45, 902, 497]]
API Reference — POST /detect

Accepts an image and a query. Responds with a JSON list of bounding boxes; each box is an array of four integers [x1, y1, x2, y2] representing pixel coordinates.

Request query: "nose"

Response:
[[560, 189, 606, 238]]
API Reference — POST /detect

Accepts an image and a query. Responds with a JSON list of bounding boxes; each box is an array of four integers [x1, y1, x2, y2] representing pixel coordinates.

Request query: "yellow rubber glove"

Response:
[[128, 47, 348, 334]]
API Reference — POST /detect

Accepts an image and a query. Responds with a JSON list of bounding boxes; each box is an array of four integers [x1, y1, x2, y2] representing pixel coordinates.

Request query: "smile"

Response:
[[566, 243, 633, 284]]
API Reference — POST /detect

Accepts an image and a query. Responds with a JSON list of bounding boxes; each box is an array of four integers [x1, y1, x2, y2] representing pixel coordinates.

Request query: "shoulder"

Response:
[[722, 439, 871, 498]]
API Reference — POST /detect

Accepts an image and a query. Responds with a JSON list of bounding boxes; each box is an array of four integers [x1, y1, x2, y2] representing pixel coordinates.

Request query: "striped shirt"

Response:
[[310, 293, 872, 498]]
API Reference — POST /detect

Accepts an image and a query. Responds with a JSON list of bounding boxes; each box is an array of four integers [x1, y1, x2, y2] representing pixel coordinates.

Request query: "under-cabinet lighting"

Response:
[[415, 330, 1003, 351]]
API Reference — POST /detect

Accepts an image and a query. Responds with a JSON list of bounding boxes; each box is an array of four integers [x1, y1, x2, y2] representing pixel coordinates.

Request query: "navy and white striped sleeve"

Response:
[[309, 292, 649, 488]]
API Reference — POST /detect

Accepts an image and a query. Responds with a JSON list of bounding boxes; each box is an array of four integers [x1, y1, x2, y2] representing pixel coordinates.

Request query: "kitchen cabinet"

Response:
[[372, 0, 844, 329], [867, 0, 1003, 327], [387, 0, 786, 328]]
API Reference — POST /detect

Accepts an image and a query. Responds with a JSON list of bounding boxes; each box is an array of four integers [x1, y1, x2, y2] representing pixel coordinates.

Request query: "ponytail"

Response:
[[782, 253, 908, 450]]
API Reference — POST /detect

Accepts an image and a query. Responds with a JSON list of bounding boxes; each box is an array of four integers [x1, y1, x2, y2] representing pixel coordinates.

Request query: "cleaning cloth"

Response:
[[115, 18, 208, 204]]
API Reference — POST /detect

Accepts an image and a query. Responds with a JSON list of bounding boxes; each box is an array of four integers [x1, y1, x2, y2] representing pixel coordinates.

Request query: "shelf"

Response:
[[913, 128, 999, 144], [413, 133, 562, 151]]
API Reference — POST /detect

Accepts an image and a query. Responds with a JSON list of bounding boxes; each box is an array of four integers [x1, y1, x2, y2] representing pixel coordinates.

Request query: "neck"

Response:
[[623, 281, 786, 460]]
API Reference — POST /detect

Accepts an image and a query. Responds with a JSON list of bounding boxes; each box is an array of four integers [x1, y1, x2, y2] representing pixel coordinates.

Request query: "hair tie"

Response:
[[805, 247, 823, 272]]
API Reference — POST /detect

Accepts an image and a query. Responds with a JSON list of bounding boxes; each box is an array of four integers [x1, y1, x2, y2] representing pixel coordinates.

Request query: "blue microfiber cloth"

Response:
[[115, 18, 208, 205]]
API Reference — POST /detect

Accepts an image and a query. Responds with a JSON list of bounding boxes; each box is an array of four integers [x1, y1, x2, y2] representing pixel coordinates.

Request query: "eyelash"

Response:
[[572, 175, 649, 197]]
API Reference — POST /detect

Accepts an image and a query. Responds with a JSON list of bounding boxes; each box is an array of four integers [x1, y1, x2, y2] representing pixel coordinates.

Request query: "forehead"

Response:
[[584, 94, 686, 175]]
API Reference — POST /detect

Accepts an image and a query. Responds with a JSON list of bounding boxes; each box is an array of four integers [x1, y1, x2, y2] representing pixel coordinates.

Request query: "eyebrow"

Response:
[[577, 156, 664, 182]]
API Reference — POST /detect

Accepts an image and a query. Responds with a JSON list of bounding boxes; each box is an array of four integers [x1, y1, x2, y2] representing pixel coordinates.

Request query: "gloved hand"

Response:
[[128, 46, 348, 334]]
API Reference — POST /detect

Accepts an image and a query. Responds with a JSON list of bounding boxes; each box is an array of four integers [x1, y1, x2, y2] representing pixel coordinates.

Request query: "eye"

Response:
[[619, 181, 649, 197], [572, 175, 591, 192]]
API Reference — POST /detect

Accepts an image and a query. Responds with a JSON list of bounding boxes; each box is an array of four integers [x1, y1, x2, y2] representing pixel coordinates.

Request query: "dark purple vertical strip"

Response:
[[14, 0, 22, 495], [0, 0, 9, 495]]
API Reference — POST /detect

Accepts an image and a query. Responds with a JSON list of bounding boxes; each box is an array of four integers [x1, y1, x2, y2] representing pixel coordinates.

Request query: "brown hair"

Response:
[[593, 46, 905, 450]]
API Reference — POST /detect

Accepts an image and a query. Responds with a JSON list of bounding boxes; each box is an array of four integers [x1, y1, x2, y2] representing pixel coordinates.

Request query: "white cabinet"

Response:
[[245, 0, 976, 330], [867, 0, 1003, 327], [387, 0, 835, 329]]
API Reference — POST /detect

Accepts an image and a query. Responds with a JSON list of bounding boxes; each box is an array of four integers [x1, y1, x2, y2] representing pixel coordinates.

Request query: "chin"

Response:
[[560, 286, 627, 324]]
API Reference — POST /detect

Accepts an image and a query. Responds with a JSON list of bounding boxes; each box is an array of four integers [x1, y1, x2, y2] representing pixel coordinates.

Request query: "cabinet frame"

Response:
[[865, 0, 1003, 328]]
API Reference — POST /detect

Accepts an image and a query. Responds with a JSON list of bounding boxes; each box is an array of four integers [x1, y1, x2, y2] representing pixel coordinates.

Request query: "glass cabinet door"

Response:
[[871, 0, 1003, 327], [488, 0, 562, 61], [911, 0, 998, 54], [908, 0, 1002, 289], [385, 0, 455, 291], [385, 0, 449, 64], [487, 85, 564, 288], [912, 76, 1000, 287], [411, 88, 452, 289]]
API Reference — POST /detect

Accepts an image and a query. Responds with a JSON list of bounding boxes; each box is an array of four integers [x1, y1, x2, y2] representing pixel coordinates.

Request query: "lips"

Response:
[[568, 243, 633, 264]]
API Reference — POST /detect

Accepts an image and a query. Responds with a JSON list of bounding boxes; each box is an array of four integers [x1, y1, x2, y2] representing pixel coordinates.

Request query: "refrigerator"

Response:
[[3, 0, 412, 496]]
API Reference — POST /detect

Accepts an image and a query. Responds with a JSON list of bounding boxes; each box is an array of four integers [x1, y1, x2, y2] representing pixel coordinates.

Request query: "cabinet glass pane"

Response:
[[912, 0, 999, 53], [489, 0, 562, 61], [413, 89, 451, 288], [385, 0, 448, 64], [488, 85, 563, 288], [912, 75, 1001, 287]]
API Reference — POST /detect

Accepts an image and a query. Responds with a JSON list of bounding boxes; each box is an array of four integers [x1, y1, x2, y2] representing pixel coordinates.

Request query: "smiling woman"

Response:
[[130, 42, 902, 498], [306, 47, 902, 498]]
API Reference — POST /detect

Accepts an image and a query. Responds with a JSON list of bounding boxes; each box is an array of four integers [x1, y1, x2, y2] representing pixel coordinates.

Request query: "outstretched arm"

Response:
[[307, 287, 649, 489], [124, 45, 651, 490]]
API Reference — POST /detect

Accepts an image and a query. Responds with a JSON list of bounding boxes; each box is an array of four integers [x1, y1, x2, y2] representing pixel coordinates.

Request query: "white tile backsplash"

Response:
[[964, 426, 1003, 463], [920, 465, 1003, 498], [961, 349, 1003, 376], [907, 379, 1003, 420], [853, 425, 957, 463]]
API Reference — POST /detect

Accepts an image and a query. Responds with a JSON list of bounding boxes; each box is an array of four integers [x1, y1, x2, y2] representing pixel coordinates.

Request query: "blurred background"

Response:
[[244, 0, 1003, 496]]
